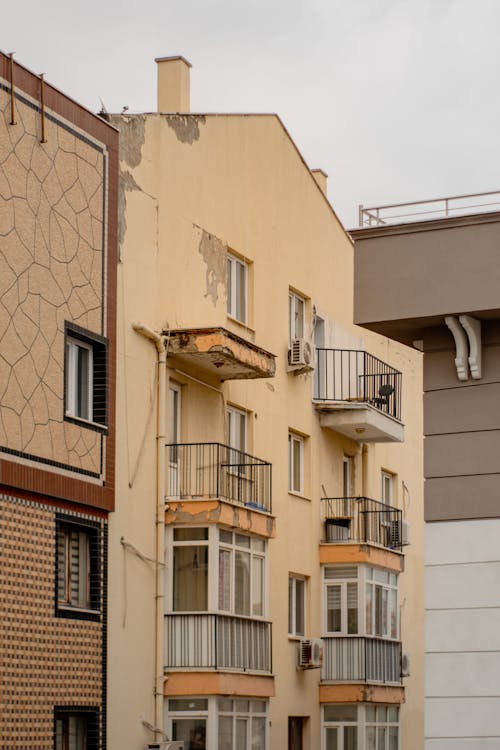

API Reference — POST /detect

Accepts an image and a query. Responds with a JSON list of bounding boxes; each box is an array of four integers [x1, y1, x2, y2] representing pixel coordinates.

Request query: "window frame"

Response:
[[288, 432, 304, 495], [288, 290, 305, 344], [322, 565, 399, 640], [227, 252, 248, 324], [288, 574, 306, 638], [55, 516, 101, 621], [381, 470, 395, 506], [64, 322, 108, 432], [167, 526, 268, 619]]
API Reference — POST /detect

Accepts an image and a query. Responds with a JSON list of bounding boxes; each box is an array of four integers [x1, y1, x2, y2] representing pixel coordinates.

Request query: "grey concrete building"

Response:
[[351, 193, 500, 750]]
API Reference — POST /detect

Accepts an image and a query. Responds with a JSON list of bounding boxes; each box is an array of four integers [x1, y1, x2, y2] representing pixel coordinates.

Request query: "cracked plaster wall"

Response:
[[0, 85, 105, 476]]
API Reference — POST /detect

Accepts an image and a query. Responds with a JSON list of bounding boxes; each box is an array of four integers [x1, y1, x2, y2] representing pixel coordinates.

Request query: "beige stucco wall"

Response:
[[108, 109, 423, 749], [0, 84, 106, 478]]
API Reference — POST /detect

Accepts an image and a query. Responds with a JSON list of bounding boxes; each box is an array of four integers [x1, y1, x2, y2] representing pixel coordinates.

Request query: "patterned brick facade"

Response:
[[0, 494, 107, 748]]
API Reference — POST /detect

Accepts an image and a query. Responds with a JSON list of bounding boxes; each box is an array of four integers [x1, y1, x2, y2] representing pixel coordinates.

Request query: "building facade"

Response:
[[352, 196, 500, 749], [0, 52, 118, 748], [108, 57, 424, 750]]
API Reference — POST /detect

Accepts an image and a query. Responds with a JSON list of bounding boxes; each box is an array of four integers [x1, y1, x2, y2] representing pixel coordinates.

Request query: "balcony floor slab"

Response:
[[315, 402, 404, 443]]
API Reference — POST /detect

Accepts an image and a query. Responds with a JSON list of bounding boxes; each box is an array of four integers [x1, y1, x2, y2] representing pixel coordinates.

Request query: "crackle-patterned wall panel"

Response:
[[0, 69, 112, 487]]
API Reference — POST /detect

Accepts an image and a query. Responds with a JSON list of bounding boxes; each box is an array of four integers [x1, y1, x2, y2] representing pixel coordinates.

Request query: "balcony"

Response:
[[322, 497, 403, 552], [313, 349, 403, 442], [165, 327, 276, 381], [164, 613, 272, 673], [322, 636, 402, 684], [166, 442, 272, 513]]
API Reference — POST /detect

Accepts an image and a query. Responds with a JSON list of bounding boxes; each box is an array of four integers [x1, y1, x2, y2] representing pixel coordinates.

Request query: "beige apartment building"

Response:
[[107, 57, 424, 750]]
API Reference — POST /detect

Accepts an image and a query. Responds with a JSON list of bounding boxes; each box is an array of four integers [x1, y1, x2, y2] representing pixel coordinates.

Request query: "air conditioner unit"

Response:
[[390, 519, 410, 547], [297, 638, 324, 669], [288, 338, 314, 370], [147, 743, 184, 750], [401, 651, 411, 677]]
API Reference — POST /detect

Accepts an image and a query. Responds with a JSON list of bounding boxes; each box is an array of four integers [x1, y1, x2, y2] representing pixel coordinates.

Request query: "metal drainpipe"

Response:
[[132, 322, 167, 741]]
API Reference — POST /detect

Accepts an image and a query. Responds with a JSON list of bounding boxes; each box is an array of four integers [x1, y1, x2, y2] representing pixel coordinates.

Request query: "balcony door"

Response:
[[168, 382, 181, 496], [288, 717, 304, 750]]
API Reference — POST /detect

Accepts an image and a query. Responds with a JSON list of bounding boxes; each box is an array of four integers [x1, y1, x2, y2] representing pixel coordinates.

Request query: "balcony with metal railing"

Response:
[[165, 442, 272, 514], [164, 613, 272, 673], [321, 497, 404, 552], [322, 636, 402, 684], [313, 349, 403, 443]]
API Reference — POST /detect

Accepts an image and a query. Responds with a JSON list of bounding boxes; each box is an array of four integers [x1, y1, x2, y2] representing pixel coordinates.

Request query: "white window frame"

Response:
[[288, 432, 304, 495], [227, 252, 248, 324], [218, 697, 268, 750], [56, 520, 99, 615], [322, 704, 400, 750], [322, 704, 358, 750], [343, 456, 353, 497], [289, 290, 305, 344], [365, 704, 399, 750], [227, 405, 247, 454], [381, 471, 394, 506], [66, 337, 93, 422], [288, 574, 306, 637], [166, 526, 268, 619], [322, 565, 399, 640]]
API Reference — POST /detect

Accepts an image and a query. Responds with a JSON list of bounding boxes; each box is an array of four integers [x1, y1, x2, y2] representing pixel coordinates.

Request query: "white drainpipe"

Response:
[[132, 322, 167, 741]]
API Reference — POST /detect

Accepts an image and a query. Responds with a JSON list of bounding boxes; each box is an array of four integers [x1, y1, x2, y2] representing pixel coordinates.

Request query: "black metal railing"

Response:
[[314, 349, 402, 421], [164, 613, 272, 673], [322, 636, 402, 683], [165, 442, 272, 513], [321, 497, 403, 551]]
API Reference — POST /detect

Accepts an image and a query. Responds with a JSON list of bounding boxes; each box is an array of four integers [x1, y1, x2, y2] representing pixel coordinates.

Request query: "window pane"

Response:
[[252, 556, 264, 617], [288, 577, 294, 633], [169, 699, 208, 711], [327, 585, 341, 632], [218, 716, 232, 750], [218, 698, 233, 712], [76, 345, 90, 420], [174, 528, 208, 541], [390, 589, 398, 638], [377, 727, 386, 749], [237, 261, 246, 322], [253, 538, 265, 553], [382, 587, 388, 636], [387, 707, 399, 723], [172, 719, 206, 749], [235, 533, 251, 548], [366, 583, 373, 634], [375, 585, 383, 636], [251, 718, 266, 750], [326, 728, 338, 750], [366, 726, 376, 750], [324, 705, 357, 722], [347, 582, 358, 634], [173, 546, 208, 611], [292, 438, 301, 492], [235, 550, 250, 615], [365, 706, 376, 722], [236, 718, 247, 750], [388, 726, 398, 750], [227, 258, 232, 314], [344, 726, 357, 750], [235, 699, 249, 712], [219, 549, 231, 611], [251, 700, 266, 713], [294, 296, 304, 338], [295, 578, 305, 636]]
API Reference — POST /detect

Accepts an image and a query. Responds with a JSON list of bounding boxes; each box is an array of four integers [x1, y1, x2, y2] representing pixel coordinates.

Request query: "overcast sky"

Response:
[[3, 0, 500, 225]]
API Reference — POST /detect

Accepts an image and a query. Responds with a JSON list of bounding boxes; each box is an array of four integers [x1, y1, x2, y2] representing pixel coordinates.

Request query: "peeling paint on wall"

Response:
[[114, 115, 146, 168], [117, 170, 141, 251], [165, 114, 206, 144], [197, 227, 227, 306]]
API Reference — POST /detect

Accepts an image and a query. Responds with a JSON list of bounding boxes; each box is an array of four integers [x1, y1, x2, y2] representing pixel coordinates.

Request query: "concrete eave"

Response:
[[165, 326, 276, 381], [314, 402, 404, 443]]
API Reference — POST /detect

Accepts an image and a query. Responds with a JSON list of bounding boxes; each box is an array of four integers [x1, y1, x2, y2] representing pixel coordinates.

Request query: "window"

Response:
[[169, 526, 267, 617], [288, 291, 305, 343], [365, 705, 399, 750], [343, 457, 353, 497], [288, 575, 306, 637], [323, 705, 399, 750], [166, 696, 269, 750], [54, 708, 98, 750], [227, 253, 248, 323], [218, 698, 267, 750], [288, 432, 303, 494], [227, 405, 247, 455], [56, 518, 100, 618], [381, 471, 394, 505], [168, 383, 182, 495], [324, 566, 358, 635], [65, 323, 108, 428], [365, 567, 399, 640], [323, 704, 358, 750], [323, 565, 399, 640]]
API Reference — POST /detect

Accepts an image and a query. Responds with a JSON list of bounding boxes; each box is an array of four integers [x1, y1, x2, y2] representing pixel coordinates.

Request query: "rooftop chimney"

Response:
[[311, 169, 328, 196], [155, 56, 192, 113]]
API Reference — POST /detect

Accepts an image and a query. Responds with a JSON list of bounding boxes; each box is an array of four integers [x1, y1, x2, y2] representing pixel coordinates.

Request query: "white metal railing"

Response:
[[164, 613, 272, 673], [322, 636, 401, 683], [358, 190, 500, 227]]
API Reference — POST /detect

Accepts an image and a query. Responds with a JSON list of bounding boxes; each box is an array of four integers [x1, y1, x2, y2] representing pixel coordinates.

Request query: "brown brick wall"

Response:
[[0, 494, 106, 749]]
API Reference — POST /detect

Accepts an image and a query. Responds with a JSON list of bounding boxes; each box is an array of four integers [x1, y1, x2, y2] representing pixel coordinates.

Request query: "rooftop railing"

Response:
[[314, 349, 402, 422], [321, 497, 403, 551], [358, 189, 500, 227], [166, 442, 272, 513]]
